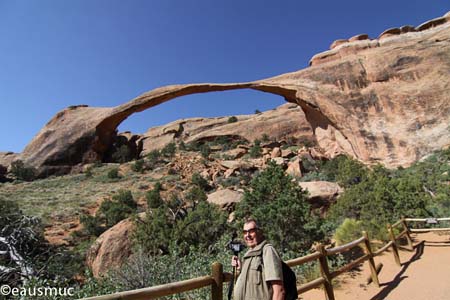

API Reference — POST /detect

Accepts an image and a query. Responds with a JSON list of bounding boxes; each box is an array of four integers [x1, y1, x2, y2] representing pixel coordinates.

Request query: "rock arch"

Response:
[[16, 13, 450, 176]]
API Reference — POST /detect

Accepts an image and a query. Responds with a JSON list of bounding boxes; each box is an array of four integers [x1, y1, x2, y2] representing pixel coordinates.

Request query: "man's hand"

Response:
[[269, 280, 285, 300], [231, 255, 241, 271]]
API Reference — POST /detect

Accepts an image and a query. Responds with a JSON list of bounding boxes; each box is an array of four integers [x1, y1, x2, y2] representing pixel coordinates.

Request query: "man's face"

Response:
[[243, 221, 263, 249]]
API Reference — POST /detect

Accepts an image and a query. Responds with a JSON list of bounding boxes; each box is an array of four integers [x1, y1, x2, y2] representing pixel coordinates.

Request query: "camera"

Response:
[[227, 233, 246, 255]]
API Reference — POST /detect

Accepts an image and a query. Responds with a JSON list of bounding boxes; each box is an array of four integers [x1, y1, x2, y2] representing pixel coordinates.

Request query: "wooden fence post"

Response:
[[211, 262, 223, 300], [387, 224, 402, 266], [401, 217, 414, 251], [316, 244, 335, 300], [362, 231, 380, 287]]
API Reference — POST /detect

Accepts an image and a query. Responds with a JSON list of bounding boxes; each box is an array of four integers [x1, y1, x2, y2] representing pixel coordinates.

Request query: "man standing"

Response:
[[232, 218, 285, 300]]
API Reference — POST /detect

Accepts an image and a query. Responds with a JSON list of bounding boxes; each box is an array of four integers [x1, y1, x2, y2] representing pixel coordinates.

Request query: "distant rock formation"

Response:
[[12, 12, 450, 176], [140, 103, 314, 156]]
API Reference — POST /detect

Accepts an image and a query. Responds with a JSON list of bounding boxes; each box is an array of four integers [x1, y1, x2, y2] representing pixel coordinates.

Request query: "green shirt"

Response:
[[233, 240, 283, 300]]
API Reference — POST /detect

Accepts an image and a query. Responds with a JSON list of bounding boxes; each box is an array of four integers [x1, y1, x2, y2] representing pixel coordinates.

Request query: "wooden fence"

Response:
[[80, 217, 450, 300]]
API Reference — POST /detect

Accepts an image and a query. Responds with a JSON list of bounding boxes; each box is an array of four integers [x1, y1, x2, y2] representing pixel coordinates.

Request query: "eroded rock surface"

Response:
[[140, 103, 313, 156], [11, 12, 450, 175]]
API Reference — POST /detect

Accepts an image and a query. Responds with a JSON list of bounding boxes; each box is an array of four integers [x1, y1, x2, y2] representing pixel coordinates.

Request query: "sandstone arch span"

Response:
[[15, 13, 450, 176]]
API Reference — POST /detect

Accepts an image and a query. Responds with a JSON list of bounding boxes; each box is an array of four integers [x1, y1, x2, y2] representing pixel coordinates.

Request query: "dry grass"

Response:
[[0, 163, 170, 224]]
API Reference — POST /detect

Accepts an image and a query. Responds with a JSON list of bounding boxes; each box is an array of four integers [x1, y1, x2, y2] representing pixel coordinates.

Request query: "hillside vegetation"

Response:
[[1, 139, 449, 299]]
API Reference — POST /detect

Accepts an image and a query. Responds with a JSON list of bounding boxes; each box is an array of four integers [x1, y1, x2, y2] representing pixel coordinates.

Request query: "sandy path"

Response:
[[300, 232, 450, 300]]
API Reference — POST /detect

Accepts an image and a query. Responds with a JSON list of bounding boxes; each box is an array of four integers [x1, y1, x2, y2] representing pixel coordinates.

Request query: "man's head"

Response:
[[242, 218, 264, 249]]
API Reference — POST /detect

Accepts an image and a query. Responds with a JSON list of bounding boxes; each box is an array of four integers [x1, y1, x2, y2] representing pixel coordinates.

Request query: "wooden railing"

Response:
[[80, 216, 450, 300]]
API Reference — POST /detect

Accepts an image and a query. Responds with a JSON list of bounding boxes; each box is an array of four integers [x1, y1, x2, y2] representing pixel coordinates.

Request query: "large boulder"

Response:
[[299, 181, 344, 209], [207, 188, 243, 211], [16, 12, 450, 175], [86, 217, 135, 277]]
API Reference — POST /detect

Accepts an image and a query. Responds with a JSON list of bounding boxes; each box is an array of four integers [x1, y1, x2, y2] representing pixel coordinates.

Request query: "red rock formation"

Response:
[[139, 103, 314, 156], [14, 12, 450, 175], [86, 217, 135, 277]]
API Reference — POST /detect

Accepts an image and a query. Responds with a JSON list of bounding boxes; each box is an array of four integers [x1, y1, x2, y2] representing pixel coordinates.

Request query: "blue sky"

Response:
[[0, 1, 448, 153]]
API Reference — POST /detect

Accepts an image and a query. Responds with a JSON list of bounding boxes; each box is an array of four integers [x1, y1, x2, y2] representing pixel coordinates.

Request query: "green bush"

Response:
[[77, 236, 233, 299], [234, 161, 325, 252], [107, 167, 120, 179], [146, 150, 162, 169], [98, 190, 137, 228], [248, 139, 262, 158], [174, 201, 228, 253], [333, 218, 364, 246], [161, 142, 176, 158], [184, 185, 207, 204], [261, 134, 270, 142], [10, 160, 36, 181], [80, 214, 105, 236], [191, 173, 210, 191], [146, 183, 163, 209], [200, 144, 211, 159], [134, 206, 173, 255], [227, 116, 238, 123], [111, 145, 132, 163], [329, 164, 432, 240], [132, 159, 145, 173]]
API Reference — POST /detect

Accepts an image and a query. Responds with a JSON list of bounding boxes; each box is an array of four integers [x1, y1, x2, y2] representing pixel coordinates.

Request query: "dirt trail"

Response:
[[300, 232, 450, 300]]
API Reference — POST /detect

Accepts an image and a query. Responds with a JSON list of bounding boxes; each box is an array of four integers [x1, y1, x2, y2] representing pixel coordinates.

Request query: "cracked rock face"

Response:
[[13, 12, 450, 175]]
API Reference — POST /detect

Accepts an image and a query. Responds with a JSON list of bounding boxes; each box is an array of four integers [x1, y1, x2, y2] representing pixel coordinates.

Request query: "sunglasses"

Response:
[[242, 227, 259, 235]]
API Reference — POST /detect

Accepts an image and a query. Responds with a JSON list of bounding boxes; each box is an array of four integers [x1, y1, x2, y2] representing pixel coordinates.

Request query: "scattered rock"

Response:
[[299, 181, 344, 210], [271, 147, 281, 158], [286, 157, 302, 178]]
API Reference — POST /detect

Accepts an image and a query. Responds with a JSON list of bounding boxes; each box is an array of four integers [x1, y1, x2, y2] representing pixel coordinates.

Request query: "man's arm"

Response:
[[269, 280, 285, 300]]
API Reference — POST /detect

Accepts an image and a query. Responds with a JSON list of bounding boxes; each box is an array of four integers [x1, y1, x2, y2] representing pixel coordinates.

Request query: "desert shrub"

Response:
[[234, 161, 325, 252], [135, 194, 228, 256], [191, 173, 210, 191], [200, 144, 211, 159], [261, 133, 270, 142], [77, 236, 233, 299], [80, 215, 105, 236], [132, 159, 145, 173], [98, 190, 137, 228], [84, 166, 93, 178], [134, 206, 174, 255], [184, 185, 207, 204], [248, 139, 262, 158], [107, 167, 120, 179], [333, 218, 365, 246], [227, 116, 238, 123], [174, 201, 228, 253], [161, 142, 176, 158], [218, 176, 241, 188], [10, 160, 36, 181], [255, 109, 261, 114], [178, 141, 187, 151], [146, 183, 163, 209], [299, 155, 367, 184], [111, 145, 132, 163], [328, 164, 432, 240], [146, 150, 162, 169]]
